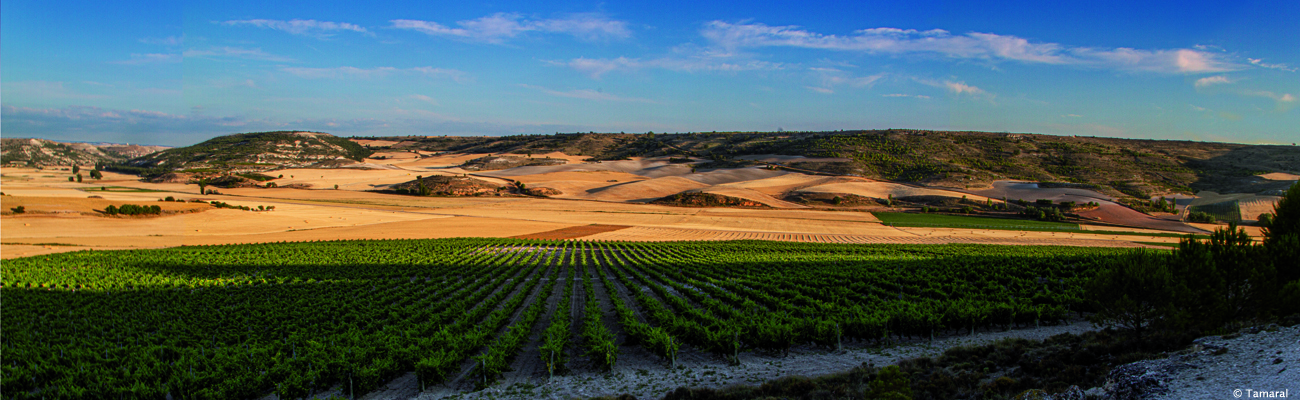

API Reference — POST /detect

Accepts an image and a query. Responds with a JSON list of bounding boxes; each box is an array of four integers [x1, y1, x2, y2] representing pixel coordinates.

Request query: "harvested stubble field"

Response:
[[4, 239, 1131, 399]]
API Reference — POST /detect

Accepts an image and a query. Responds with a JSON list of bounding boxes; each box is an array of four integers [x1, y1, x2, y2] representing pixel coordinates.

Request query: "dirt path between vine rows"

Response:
[[401, 319, 1102, 400]]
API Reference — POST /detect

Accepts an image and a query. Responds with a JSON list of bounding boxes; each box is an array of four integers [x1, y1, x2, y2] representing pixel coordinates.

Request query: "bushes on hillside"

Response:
[[1021, 206, 1065, 222], [1187, 210, 1216, 223], [104, 204, 162, 216], [1088, 181, 1300, 334]]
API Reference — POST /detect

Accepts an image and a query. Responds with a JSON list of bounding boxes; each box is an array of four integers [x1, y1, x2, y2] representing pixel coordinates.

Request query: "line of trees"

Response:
[[1088, 182, 1300, 334], [104, 204, 162, 216]]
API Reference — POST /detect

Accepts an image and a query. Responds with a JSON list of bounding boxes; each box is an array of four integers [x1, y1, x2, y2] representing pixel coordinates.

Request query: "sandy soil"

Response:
[[262, 168, 429, 191], [693, 187, 808, 208], [2, 195, 210, 214], [2, 160, 1204, 258], [797, 181, 996, 203], [713, 174, 841, 196], [579, 177, 710, 203], [1258, 172, 1300, 181], [478, 159, 691, 179], [1239, 196, 1281, 222], [352, 139, 401, 147]]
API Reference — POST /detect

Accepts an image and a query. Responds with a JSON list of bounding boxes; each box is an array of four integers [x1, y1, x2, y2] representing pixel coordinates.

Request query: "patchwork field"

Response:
[[5, 154, 1272, 259]]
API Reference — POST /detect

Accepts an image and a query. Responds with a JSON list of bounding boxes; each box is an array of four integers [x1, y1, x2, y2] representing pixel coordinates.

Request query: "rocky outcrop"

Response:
[[651, 192, 768, 208], [391, 175, 503, 196]]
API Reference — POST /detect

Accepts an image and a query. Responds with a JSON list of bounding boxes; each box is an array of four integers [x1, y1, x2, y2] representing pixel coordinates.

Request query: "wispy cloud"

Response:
[[808, 68, 884, 92], [112, 53, 182, 65], [1244, 90, 1296, 102], [183, 47, 294, 62], [805, 86, 835, 94], [700, 21, 1238, 73], [559, 56, 782, 79], [1194, 75, 1231, 88], [392, 13, 630, 43], [519, 84, 652, 102], [3, 81, 109, 100], [1248, 58, 1296, 72], [942, 81, 987, 95], [409, 94, 439, 106], [224, 19, 368, 38], [883, 93, 930, 99], [280, 66, 468, 82]]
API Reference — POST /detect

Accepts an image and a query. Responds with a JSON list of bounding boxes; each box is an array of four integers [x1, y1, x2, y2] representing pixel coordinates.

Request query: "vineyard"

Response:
[[1, 239, 1132, 399]]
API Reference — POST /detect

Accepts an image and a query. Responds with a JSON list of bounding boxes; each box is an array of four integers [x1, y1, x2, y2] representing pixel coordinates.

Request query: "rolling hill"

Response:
[[0, 138, 168, 167], [116, 131, 373, 176], [358, 130, 1300, 198]]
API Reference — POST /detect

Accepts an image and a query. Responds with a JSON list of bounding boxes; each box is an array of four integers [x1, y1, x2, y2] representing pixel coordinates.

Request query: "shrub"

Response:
[[1187, 211, 1216, 223], [11, 206, 25, 214], [1085, 250, 1174, 334]]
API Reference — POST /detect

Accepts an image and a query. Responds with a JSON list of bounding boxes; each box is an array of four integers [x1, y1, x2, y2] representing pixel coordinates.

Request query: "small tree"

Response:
[[1258, 213, 1274, 228], [104, 205, 118, 215], [1086, 250, 1175, 334], [72, 165, 80, 174], [334, 184, 339, 190], [10, 206, 25, 214], [867, 365, 913, 400], [68, 176, 74, 182], [76, 173, 83, 183], [89, 170, 103, 180]]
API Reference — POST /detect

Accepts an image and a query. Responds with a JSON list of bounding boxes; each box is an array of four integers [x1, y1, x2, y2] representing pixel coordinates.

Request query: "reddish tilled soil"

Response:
[[513, 225, 632, 240]]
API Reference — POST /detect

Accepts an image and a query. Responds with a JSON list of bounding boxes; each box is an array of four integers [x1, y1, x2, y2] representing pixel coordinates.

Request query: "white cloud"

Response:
[[280, 66, 467, 82], [883, 93, 930, 99], [700, 21, 1238, 73], [944, 81, 986, 95], [392, 13, 629, 43], [558, 54, 783, 78], [1194, 75, 1231, 88], [519, 84, 652, 102], [1248, 58, 1297, 72], [224, 19, 368, 37], [183, 47, 294, 62], [805, 86, 834, 94], [810, 68, 884, 89], [1244, 90, 1296, 102]]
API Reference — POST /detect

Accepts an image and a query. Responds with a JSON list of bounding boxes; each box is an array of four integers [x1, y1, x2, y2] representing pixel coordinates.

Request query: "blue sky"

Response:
[[3, 0, 1297, 146]]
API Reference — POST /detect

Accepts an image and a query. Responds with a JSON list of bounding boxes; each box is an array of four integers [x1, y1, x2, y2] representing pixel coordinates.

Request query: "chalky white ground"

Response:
[[391, 320, 1099, 400], [1151, 325, 1299, 400]]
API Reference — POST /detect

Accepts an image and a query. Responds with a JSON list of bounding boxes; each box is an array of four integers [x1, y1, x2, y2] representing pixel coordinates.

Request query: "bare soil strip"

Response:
[[580, 226, 1150, 248], [512, 225, 633, 240]]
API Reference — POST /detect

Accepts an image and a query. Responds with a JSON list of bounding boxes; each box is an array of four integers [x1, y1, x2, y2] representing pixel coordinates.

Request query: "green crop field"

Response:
[[872, 212, 1080, 230], [2, 239, 1131, 399]]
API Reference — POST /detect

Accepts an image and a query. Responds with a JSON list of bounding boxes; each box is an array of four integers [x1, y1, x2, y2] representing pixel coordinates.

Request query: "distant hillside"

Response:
[[358, 130, 1300, 198], [0, 138, 168, 167], [117, 131, 373, 176]]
